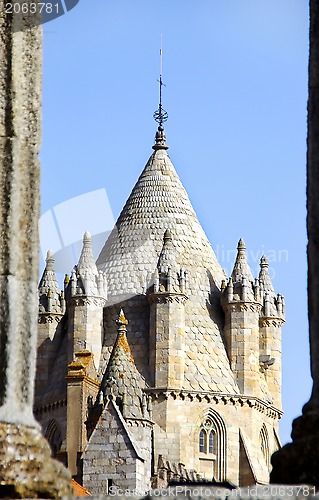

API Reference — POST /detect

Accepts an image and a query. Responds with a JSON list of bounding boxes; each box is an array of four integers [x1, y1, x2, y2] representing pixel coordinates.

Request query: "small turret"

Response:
[[100, 309, 150, 420], [221, 247, 285, 407], [84, 310, 153, 494], [229, 239, 258, 301], [258, 256, 285, 409], [72, 231, 107, 300], [259, 255, 285, 320], [154, 229, 188, 295], [38, 250, 64, 316], [221, 239, 262, 396], [66, 231, 108, 368], [37, 251, 65, 394], [148, 230, 188, 389]]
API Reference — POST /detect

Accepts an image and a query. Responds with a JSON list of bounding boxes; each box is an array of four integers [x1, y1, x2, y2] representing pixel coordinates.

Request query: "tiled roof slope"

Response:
[[97, 127, 238, 394], [101, 310, 148, 419], [71, 479, 91, 496]]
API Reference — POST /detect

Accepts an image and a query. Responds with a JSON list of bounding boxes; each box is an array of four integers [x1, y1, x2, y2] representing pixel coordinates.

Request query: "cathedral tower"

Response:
[[35, 121, 285, 491]]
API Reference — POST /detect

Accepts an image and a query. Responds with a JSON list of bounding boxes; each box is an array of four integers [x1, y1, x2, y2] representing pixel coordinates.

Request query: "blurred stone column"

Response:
[[271, 0, 319, 486], [0, 2, 72, 497]]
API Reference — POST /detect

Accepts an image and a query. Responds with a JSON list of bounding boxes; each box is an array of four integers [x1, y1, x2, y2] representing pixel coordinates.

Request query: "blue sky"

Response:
[[40, 0, 310, 445]]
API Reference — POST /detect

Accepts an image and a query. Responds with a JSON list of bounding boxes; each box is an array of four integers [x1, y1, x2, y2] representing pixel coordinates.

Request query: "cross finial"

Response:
[[153, 35, 168, 127]]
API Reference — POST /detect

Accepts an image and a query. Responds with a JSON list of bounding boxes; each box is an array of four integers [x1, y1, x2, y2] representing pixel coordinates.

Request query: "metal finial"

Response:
[[153, 35, 168, 126]]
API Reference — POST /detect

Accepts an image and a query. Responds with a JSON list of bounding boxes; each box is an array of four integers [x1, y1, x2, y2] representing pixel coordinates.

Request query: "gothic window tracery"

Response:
[[199, 419, 217, 455], [198, 410, 226, 482]]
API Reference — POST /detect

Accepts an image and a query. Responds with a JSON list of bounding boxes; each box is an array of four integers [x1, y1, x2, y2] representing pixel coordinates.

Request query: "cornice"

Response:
[[34, 396, 67, 416], [38, 313, 63, 324], [259, 317, 285, 328], [222, 301, 262, 314], [144, 388, 283, 420], [69, 296, 107, 308], [148, 292, 188, 305]]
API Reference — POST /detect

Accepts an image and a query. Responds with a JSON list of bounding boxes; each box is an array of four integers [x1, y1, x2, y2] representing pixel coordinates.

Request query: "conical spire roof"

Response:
[[259, 255, 275, 296], [39, 250, 60, 295], [97, 127, 238, 394], [259, 255, 278, 317], [97, 128, 225, 297], [231, 239, 254, 284], [101, 310, 147, 419], [39, 250, 63, 314], [75, 231, 107, 298], [77, 231, 98, 275]]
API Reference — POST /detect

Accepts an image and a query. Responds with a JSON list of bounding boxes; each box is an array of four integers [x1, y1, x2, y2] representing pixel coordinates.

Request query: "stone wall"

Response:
[[83, 401, 152, 495], [151, 396, 279, 486]]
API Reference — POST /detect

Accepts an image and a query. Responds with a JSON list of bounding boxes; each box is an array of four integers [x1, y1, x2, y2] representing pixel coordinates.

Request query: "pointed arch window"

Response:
[[199, 419, 217, 455], [259, 424, 270, 468], [45, 419, 62, 457], [198, 411, 226, 482], [199, 429, 206, 453], [208, 430, 215, 454]]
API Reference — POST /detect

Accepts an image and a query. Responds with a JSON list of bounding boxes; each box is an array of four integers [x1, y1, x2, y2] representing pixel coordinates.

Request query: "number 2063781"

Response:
[[5, 3, 60, 14]]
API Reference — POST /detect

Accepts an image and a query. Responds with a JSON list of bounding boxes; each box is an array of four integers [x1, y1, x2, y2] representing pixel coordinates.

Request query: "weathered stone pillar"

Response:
[[271, 0, 319, 486], [0, 3, 72, 496]]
